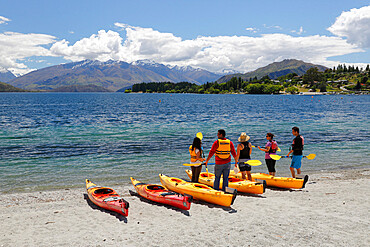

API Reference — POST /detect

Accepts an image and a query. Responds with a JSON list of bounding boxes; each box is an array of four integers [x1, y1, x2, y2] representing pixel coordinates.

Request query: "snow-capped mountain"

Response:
[[8, 60, 222, 91], [0, 67, 16, 82]]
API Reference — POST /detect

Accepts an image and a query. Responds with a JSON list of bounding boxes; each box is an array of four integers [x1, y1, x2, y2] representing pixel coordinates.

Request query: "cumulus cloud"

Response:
[[51, 30, 123, 61], [328, 5, 370, 48], [1, 9, 369, 76], [0, 32, 56, 75], [0, 16, 10, 24], [48, 23, 362, 73]]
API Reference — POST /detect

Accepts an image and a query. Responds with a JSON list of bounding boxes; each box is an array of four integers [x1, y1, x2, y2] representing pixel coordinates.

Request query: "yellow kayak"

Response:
[[185, 170, 265, 194], [229, 171, 309, 189], [159, 174, 237, 207]]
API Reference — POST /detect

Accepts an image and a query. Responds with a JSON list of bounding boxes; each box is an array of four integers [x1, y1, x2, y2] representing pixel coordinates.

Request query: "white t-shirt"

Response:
[[190, 148, 202, 167]]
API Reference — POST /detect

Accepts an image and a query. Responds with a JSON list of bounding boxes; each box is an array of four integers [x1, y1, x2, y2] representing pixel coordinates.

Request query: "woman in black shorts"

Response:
[[235, 132, 253, 181]]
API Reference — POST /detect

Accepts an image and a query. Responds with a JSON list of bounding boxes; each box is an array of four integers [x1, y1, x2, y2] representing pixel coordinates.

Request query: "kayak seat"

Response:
[[147, 185, 165, 190], [134, 182, 147, 186], [160, 192, 178, 197], [104, 196, 124, 202], [94, 188, 114, 194]]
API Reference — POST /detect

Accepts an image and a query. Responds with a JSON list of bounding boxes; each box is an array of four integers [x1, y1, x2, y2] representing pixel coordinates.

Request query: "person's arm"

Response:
[[258, 144, 269, 152], [249, 142, 252, 156], [287, 141, 294, 156], [234, 144, 241, 167], [195, 149, 205, 162], [205, 141, 217, 167]]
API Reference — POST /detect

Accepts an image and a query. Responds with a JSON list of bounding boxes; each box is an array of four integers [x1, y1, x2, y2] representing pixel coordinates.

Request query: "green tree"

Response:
[[286, 86, 299, 94], [355, 81, 362, 90], [303, 67, 324, 86], [317, 82, 327, 92]]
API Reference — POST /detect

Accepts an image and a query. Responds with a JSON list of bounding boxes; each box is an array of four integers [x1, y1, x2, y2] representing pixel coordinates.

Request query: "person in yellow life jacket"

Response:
[[189, 137, 205, 182], [204, 129, 237, 191]]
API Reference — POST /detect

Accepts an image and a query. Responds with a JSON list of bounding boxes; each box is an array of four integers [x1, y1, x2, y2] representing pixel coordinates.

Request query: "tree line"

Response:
[[127, 63, 370, 94]]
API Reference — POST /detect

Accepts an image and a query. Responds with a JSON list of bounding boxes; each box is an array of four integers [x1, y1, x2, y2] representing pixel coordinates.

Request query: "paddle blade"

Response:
[[269, 155, 281, 161], [183, 163, 196, 167], [306, 154, 316, 160], [196, 132, 203, 140], [277, 147, 281, 152], [246, 160, 262, 166]]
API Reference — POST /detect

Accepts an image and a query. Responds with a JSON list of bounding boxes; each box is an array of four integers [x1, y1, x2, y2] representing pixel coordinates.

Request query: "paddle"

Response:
[[183, 160, 262, 167], [252, 145, 281, 152], [196, 132, 203, 140], [270, 153, 316, 161]]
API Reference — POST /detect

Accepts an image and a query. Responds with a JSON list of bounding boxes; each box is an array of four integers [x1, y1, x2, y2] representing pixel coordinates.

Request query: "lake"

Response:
[[0, 93, 369, 193]]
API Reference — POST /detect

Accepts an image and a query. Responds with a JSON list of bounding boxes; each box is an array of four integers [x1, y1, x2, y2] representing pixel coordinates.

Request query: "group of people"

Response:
[[189, 127, 305, 191]]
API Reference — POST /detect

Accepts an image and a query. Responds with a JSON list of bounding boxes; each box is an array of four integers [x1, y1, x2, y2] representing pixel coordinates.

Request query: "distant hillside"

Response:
[[217, 59, 328, 83], [0, 81, 26, 92], [0, 68, 16, 82], [8, 60, 221, 91], [51, 85, 112, 92]]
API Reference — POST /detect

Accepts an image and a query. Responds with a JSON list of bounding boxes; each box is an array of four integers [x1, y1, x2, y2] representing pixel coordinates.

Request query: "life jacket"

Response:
[[268, 140, 278, 154], [189, 145, 198, 162], [239, 141, 251, 159], [215, 139, 231, 159]]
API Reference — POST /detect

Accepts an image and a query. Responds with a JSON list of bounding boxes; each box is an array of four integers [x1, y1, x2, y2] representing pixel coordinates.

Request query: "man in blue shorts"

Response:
[[286, 126, 304, 178]]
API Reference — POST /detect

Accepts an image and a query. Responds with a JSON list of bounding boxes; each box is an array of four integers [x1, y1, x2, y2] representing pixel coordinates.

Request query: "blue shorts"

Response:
[[290, 155, 302, 169]]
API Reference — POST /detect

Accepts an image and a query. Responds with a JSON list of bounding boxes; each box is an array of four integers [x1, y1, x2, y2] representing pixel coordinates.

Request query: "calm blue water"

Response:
[[0, 93, 369, 193]]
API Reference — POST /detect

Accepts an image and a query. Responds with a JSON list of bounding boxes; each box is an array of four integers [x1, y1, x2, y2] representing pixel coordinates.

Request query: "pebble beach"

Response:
[[1, 168, 369, 247]]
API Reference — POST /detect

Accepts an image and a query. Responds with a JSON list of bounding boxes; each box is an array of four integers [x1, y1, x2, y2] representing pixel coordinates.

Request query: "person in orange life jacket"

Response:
[[204, 129, 237, 191], [235, 132, 253, 181], [286, 126, 304, 178], [189, 137, 205, 182], [258, 133, 278, 176]]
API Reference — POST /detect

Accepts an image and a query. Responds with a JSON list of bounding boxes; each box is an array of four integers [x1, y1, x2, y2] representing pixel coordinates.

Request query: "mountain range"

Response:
[[0, 68, 16, 82], [4, 59, 328, 92], [217, 59, 328, 83], [8, 60, 221, 92]]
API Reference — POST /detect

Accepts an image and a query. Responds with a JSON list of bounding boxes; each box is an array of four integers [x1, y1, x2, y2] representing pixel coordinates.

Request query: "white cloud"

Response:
[[263, 24, 282, 30], [0, 32, 56, 75], [1, 12, 369, 76], [48, 23, 363, 73], [246, 27, 258, 33], [0, 16, 11, 24], [51, 30, 123, 62], [328, 5, 370, 48], [291, 26, 304, 35]]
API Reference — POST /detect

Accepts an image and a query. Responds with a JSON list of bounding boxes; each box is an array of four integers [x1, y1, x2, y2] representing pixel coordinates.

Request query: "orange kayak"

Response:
[[131, 177, 192, 210], [229, 171, 309, 189], [185, 170, 265, 194], [159, 174, 237, 207], [86, 179, 129, 216]]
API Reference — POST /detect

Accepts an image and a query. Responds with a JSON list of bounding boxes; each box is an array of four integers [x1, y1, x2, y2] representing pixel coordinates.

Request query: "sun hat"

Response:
[[238, 132, 250, 142]]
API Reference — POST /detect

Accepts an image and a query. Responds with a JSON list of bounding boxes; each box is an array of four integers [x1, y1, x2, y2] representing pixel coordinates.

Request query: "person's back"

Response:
[[205, 129, 237, 191], [239, 141, 251, 160]]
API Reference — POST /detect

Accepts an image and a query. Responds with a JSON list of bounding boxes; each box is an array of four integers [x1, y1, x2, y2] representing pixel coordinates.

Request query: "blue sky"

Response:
[[0, 0, 369, 75]]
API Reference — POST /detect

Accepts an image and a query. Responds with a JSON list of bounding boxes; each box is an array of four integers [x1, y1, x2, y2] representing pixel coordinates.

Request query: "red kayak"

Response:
[[86, 179, 129, 216], [131, 177, 192, 210]]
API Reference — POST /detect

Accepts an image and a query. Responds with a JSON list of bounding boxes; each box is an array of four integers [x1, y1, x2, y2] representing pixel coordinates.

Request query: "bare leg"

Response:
[[241, 171, 246, 180], [271, 172, 276, 176], [297, 168, 301, 175], [290, 167, 295, 178], [246, 171, 252, 181]]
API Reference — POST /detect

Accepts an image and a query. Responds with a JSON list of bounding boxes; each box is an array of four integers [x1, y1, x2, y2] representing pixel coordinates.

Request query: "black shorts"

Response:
[[266, 159, 276, 172], [239, 162, 251, 172]]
